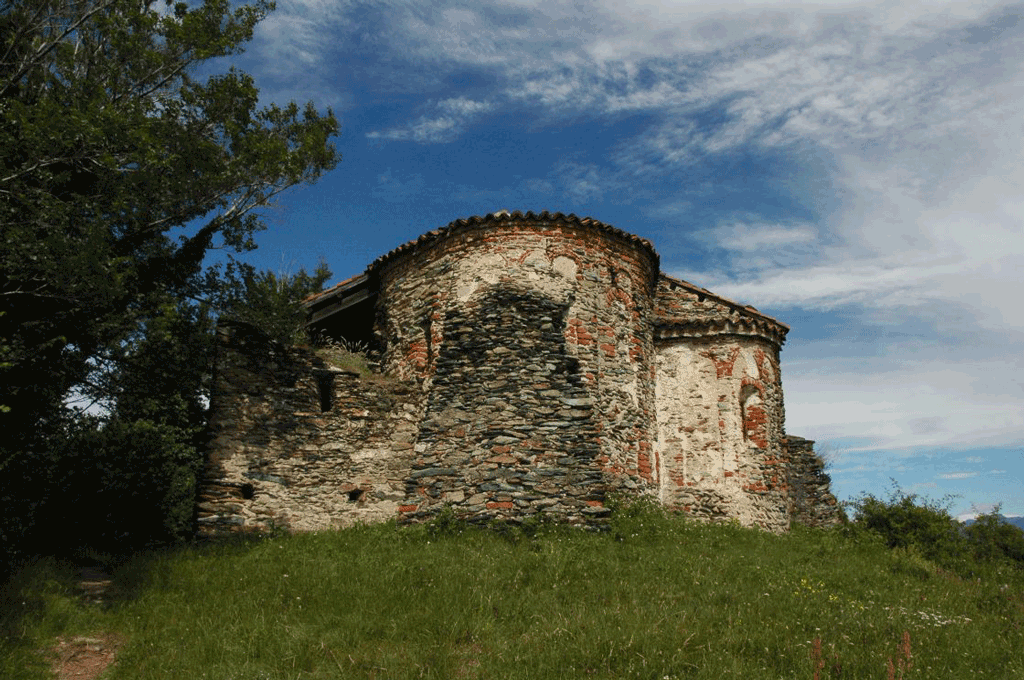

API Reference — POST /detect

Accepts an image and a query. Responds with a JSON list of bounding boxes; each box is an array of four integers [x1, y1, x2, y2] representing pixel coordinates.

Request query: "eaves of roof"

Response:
[[366, 209, 660, 275], [656, 273, 790, 346]]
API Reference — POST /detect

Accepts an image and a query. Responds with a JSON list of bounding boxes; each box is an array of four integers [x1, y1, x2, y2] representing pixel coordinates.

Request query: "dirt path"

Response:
[[48, 566, 122, 680], [51, 634, 121, 680]]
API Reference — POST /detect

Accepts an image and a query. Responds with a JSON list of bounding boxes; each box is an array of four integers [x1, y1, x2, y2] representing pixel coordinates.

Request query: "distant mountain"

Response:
[[961, 514, 1024, 532]]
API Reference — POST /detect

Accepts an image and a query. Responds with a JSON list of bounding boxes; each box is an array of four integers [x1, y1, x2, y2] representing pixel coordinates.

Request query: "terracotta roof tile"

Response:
[[367, 210, 660, 274]]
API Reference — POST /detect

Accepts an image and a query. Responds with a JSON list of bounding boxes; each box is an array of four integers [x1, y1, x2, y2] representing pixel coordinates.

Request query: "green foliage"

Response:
[[848, 484, 970, 573], [0, 0, 338, 562], [94, 298, 215, 427], [0, 0, 338, 462], [314, 338, 377, 376], [964, 508, 1024, 566], [1, 415, 201, 562], [607, 492, 674, 542], [63, 418, 202, 550], [849, 487, 1024, 578], [211, 258, 332, 346]]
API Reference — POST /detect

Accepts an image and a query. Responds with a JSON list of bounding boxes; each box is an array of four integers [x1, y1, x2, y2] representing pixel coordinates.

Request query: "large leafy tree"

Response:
[[0, 0, 338, 465], [0, 0, 338, 558]]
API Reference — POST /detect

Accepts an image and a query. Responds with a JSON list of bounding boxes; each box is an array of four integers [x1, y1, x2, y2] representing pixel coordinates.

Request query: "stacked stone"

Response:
[[783, 436, 842, 527], [198, 320, 425, 535], [404, 288, 607, 524]]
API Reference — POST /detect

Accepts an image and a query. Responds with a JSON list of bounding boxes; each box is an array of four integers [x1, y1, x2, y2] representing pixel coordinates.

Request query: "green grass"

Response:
[[314, 343, 377, 378], [3, 509, 1023, 679]]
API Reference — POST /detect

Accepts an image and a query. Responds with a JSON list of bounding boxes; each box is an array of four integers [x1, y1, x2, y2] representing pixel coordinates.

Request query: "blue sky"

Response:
[[208, 0, 1023, 518]]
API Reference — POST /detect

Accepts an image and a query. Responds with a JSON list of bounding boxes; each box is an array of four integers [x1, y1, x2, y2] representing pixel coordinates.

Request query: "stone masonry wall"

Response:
[[653, 276, 790, 531], [374, 214, 659, 522], [784, 436, 843, 527], [201, 212, 841, 535], [655, 336, 790, 531], [198, 321, 425, 535]]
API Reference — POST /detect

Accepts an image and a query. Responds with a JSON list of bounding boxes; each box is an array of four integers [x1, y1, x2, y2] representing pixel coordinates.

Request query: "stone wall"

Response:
[[653, 276, 790, 531], [784, 436, 843, 527], [655, 337, 790, 531], [198, 321, 425, 535], [200, 212, 842, 535], [374, 214, 660, 522]]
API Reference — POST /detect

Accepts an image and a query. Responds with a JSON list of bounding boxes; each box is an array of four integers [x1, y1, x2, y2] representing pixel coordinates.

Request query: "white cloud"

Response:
[[701, 219, 819, 252], [367, 98, 494, 143], [782, 355, 1024, 453], [939, 472, 979, 480]]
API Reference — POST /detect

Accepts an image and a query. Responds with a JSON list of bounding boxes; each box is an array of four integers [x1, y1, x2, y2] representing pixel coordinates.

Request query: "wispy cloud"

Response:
[[367, 98, 495, 143]]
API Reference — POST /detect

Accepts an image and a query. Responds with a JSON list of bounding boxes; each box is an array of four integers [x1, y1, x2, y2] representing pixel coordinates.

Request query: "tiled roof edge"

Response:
[[367, 210, 661, 275], [304, 272, 369, 307], [655, 319, 789, 348], [657, 273, 790, 332]]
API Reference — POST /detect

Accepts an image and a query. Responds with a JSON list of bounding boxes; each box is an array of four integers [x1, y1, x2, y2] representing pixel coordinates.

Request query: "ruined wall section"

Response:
[[198, 321, 424, 535], [373, 213, 660, 522], [784, 436, 843, 528], [654, 277, 790, 531]]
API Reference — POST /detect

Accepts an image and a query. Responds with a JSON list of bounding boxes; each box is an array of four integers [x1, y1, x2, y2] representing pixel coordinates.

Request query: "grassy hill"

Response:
[[3, 503, 1023, 679]]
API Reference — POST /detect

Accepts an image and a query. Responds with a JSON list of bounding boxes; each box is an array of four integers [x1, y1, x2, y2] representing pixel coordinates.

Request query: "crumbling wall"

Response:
[[198, 320, 425, 535], [201, 213, 842, 536], [784, 435, 842, 527]]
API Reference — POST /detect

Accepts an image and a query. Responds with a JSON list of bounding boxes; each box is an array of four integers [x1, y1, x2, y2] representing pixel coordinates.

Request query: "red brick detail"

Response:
[[586, 500, 604, 507], [486, 501, 514, 509], [753, 348, 775, 381], [605, 287, 633, 309], [744, 404, 768, 448], [699, 347, 741, 378], [398, 505, 418, 513], [741, 376, 764, 391]]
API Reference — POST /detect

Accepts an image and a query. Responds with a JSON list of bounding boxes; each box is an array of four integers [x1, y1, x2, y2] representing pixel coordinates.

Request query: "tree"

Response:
[[0, 0, 338, 560], [0, 0, 338, 467], [210, 258, 332, 345]]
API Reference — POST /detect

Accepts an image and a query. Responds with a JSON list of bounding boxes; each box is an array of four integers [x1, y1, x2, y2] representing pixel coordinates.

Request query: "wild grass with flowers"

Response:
[[3, 497, 1023, 679]]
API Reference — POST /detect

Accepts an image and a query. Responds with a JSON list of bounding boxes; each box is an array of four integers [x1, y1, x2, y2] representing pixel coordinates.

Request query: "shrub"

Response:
[[1, 418, 202, 563], [848, 485, 969, 572], [965, 508, 1024, 566]]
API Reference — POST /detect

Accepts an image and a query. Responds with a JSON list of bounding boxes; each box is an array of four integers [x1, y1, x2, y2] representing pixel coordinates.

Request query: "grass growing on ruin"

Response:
[[3, 505, 1024, 679], [314, 339, 377, 377]]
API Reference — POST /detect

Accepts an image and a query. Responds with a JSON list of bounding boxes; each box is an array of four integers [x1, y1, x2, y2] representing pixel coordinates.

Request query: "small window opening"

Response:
[[347, 488, 365, 502], [317, 373, 335, 412], [240, 483, 255, 500]]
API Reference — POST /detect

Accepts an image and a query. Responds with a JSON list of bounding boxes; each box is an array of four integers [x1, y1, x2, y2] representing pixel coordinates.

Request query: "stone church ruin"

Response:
[[199, 211, 839, 534]]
